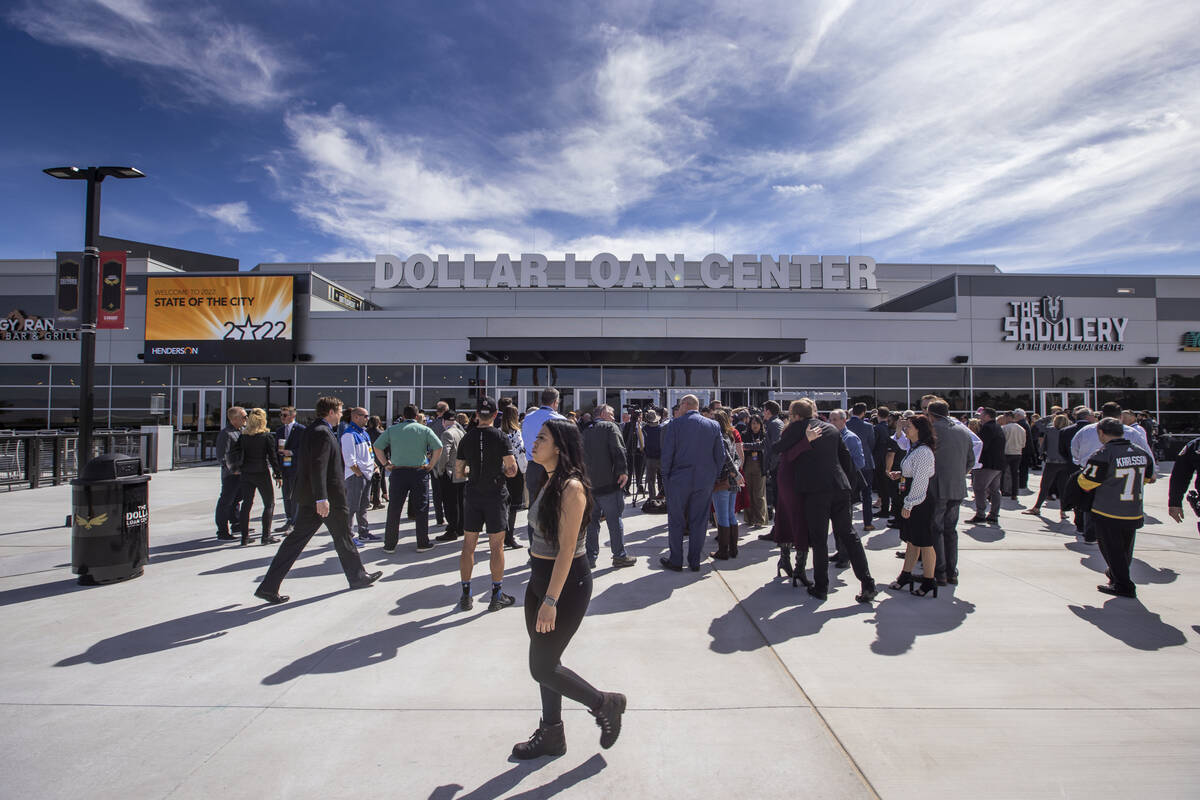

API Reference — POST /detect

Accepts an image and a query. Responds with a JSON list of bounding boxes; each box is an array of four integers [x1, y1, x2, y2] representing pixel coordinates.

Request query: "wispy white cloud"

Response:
[[195, 200, 260, 233], [772, 184, 824, 196], [7, 0, 291, 108]]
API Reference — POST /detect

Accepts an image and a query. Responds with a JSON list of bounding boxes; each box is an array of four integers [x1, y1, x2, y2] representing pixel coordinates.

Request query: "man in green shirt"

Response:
[[374, 404, 443, 553]]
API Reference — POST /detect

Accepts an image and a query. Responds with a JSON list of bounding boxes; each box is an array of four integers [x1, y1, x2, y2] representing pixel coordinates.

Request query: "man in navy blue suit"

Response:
[[660, 394, 726, 572]]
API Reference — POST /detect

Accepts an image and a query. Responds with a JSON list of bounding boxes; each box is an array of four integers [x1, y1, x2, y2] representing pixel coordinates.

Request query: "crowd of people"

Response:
[[207, 388, 1200, 759]]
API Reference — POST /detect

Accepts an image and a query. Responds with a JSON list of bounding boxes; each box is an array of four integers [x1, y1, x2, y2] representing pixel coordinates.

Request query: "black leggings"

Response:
[[238, 471, 275, 539], [525, 555, 602, 724]]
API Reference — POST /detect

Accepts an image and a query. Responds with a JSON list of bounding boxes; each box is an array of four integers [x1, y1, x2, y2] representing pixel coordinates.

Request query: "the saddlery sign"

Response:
[[1003, 296, 1128, 352], [374, 253, 879, 290]]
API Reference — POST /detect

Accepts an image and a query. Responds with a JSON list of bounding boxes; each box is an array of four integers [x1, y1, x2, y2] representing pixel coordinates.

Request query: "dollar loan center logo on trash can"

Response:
[[125, 505, 148, 527]]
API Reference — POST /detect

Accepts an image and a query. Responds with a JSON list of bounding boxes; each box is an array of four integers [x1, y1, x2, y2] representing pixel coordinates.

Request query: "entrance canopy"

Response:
[[467, 337, 806, 365]]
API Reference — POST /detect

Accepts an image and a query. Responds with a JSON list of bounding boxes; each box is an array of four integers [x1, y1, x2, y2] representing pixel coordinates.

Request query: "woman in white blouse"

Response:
[[888, 414, 940, 598]]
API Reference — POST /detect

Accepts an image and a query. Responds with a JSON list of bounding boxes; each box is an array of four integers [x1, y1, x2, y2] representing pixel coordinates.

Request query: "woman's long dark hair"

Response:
[[535, 418, 595, 544], [908, 413, 938, 450], [746, 413, 765, 441]]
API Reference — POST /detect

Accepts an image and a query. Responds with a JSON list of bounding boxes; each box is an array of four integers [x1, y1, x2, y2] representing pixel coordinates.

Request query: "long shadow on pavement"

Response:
[[54, 590, 344, 665], [429, 754, 605, 800], [1068, 597, 1186, 650], [1063, 540, 1178, 584]]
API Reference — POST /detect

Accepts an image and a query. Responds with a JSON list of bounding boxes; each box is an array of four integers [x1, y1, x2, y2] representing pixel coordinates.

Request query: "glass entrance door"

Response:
[[1041, 390, 1087, 417], [619, 390, 661, 414], [178, 387, 225, 432], [497, 388, 535, 413], [366, 388, 415, 424], [668, 389, 715, 409], [573, 389, 603, 416]]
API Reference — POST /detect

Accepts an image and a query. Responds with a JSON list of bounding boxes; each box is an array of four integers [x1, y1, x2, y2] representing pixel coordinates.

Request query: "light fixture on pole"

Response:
[[43, 166, 145, 464]]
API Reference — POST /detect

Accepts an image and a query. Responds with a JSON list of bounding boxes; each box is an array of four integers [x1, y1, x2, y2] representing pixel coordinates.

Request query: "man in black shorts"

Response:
[[455, 395, 519, 611]]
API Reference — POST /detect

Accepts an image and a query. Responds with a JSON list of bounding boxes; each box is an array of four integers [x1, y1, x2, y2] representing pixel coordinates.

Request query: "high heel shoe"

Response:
[[776, 545, 793, 578], [889, 571, 914, 591], [911, 577, 939, 597]]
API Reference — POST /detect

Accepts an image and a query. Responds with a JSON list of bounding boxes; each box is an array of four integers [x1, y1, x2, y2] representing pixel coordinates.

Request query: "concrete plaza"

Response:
[[1, 463, 1199, 799]]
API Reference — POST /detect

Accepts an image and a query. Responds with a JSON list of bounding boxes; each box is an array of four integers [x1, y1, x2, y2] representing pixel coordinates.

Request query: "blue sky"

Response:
[[3, 0, 1199, 274]]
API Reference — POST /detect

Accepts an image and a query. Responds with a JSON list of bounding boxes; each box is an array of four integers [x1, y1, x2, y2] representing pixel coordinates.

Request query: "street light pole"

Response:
[[44, 166, 145, 466]]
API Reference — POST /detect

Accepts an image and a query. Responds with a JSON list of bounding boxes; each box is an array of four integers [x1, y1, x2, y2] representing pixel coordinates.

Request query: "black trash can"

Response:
[[71, 453, 151, 585]]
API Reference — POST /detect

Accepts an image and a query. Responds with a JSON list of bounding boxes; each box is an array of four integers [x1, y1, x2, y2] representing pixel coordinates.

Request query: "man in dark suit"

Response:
[[968, 407, 1007, 524], [779, 398, 877, 602], [660, 394, 725, 572], [845, 402, 877, 531], [273, 405, 305, 534], [255, 396, 381, 604]]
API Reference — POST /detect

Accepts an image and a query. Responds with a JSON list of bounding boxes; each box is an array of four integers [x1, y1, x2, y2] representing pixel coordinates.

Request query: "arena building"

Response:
[[1, 242, 1198, 438]]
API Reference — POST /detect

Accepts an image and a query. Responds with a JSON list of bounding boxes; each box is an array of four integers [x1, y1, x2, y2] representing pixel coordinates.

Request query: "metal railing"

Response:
[[174, 430, 221, 468], [0, 430, 154, 490]]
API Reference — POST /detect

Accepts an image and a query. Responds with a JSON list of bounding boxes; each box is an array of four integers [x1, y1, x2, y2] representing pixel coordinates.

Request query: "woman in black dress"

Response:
[[889, 414, 939, 597], [228, 407, 282, 547]]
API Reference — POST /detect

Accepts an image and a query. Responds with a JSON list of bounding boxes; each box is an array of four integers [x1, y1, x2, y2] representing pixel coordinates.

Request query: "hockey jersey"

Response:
[[1077, 437, 1152, 525]]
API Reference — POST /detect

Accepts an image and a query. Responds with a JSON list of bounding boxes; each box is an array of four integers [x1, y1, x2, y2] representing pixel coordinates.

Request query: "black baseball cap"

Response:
[[476, 395, 497, 415]]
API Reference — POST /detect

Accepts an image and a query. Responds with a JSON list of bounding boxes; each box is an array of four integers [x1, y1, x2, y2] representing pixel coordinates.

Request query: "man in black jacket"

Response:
[[778, 398, 877, 602], [967, 407, 1006, 524], [255, 396, 381, 604], [273, 405, 305, 533], [583, 405, 636, 569], [214, 406, 246, 540]]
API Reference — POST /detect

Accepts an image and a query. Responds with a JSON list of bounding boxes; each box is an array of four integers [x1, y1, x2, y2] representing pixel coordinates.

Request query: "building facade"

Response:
[[2, 251, 1198, 434]]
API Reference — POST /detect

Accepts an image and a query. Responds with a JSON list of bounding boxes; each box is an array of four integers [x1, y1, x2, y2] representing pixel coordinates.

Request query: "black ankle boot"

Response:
[[511, 720, 566, 759], [776, 545, 793, 578], [729, 522, 739, 558], [793, 548, 812, 588], [591, 692, 626, 749]]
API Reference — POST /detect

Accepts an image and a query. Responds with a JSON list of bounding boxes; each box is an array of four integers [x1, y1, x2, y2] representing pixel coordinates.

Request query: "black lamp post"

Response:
[[43, 166, 145, 464]]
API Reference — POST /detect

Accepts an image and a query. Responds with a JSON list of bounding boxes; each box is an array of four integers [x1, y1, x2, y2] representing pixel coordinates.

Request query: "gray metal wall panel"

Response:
[[961, 275, 1158, 297], [1156, 298, 1200, 320]]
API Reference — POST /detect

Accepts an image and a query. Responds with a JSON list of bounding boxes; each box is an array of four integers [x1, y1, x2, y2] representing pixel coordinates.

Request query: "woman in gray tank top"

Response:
[[511, 418, 628, 760]]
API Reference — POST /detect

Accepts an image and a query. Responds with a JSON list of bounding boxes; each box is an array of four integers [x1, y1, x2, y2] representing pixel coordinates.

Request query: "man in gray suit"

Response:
[[927, 400, 976, 586], [660, 394, 726, 572]]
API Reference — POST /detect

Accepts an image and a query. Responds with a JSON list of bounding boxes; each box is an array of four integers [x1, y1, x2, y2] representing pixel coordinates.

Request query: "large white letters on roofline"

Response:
[[374, 253, 878, 291]]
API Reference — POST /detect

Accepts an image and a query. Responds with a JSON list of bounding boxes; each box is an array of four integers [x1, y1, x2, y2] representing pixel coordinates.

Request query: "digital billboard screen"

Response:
[[144, 275, 295, 363]]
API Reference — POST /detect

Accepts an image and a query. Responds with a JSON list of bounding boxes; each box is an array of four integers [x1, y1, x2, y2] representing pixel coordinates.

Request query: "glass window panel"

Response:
[[848, 390, 907, 413], [1095, 368, 1157, 388], [51, 386, 94, 407], [1035, 368, 1094, 389], [971, 367, 1032, 388], [110, 365, 171, 385], [234, 365, 295, 386], [298, 364, 356, 385], [910, 388, 969, 411], [108, 411, 160, 428], [1158, 369, 1200, 389], [971, 390, 1033, 411], [845, 367, 906, 386], [366, 365, 415, 386], [1158, 412, 1200, 435], [0, 366, 50, 385], [908, 367, 969, 386], [231, 385, 295, 411], [601, 366, 662, 386], [0, 386, 49, 407], [550, 366, 603, 385], [1095, 390, 1156, 412], [179, 365, 226, 385], [669, 367, 718, 387], [421, 387, 482, 411], [496, 366, 543, 386], [721, 389, 749, 409], [295, 387, 359, 410], [110, 387, 169, 408], [0, 409, 48, 429], [49, 408, 82, 427], [780, 367, 845, 387], [1160, 391, 1200, 413], [423, 364, 488, 386], [51, 365, 82, 385], [720, 367, 772, 387]]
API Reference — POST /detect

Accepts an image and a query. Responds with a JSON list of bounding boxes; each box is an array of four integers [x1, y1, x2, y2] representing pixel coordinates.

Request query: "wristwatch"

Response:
[[542, 596, 558, 608]]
